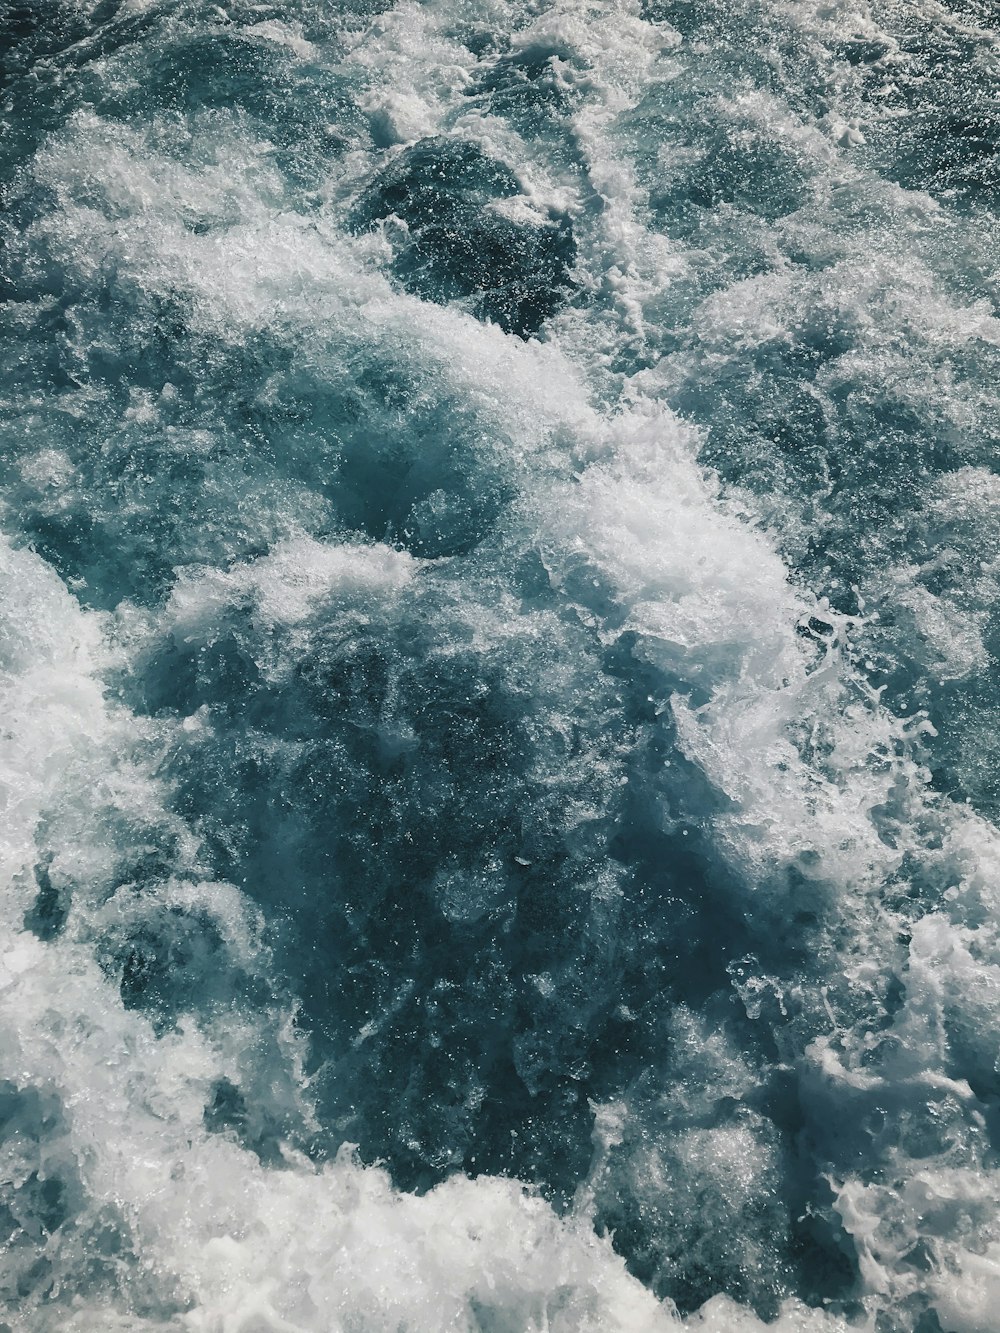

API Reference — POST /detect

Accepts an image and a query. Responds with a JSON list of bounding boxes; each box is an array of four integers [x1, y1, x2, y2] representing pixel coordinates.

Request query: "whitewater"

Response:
[[1, 0, 999, 1329]]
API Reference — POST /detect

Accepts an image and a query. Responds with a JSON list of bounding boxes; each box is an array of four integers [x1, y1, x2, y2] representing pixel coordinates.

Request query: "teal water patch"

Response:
[[350, 136, 576, 335]]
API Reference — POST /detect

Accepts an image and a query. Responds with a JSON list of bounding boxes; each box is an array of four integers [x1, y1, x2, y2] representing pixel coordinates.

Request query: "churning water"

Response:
[[2, 1, 1000, 1329]]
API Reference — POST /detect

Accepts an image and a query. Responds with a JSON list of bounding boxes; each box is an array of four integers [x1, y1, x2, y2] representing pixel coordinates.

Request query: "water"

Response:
[[1, 1, 999, 1329]]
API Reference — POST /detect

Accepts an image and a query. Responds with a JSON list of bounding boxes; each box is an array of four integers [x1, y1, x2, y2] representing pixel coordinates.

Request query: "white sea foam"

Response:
[[4, 0, 1000, 1327]]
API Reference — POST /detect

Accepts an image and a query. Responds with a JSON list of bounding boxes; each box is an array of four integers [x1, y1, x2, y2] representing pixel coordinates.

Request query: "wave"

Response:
[[2, 1, 999, 1329]]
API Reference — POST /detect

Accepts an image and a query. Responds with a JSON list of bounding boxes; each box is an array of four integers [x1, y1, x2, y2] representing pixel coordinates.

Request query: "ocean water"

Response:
[[1, 0, 999, 1329]]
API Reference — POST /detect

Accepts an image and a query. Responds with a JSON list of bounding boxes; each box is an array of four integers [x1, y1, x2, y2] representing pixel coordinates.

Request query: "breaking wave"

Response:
[[2, 1, 999, 1329]]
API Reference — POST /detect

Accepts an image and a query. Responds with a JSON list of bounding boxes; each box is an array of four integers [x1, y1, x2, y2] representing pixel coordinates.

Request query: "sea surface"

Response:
[[2, 1, 999, 1329]]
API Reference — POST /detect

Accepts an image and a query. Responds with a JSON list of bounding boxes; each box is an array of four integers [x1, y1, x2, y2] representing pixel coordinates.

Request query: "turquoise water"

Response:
[[2, 2, 999, 1330]]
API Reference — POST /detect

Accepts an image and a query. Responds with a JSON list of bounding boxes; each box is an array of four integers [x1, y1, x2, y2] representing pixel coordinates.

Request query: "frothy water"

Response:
[[2, 1, 999, 1329]]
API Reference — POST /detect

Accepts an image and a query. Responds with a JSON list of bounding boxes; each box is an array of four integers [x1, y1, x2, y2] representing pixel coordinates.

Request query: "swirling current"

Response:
[[2, 1, 1000, 1330]]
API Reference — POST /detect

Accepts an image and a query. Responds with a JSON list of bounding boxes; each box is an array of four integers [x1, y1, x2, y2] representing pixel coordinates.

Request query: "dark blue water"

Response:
[[2, 2, 999, 1330]]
